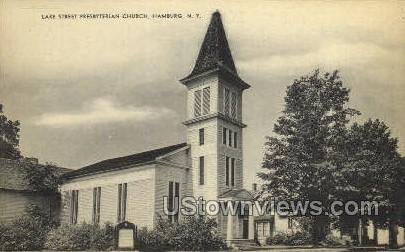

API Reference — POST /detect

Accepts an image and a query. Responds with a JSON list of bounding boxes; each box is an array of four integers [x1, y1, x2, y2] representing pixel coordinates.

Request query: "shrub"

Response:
[[45, 222, 114, 251], [266, 231, 312, 246], [136, 217, 227, 251], [0, 204, 54, 251], [321, 234, 353, 247], [136, 228, 169, 251]]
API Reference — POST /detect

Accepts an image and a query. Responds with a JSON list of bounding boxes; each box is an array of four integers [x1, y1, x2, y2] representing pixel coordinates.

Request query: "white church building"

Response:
[[60, 10, 256, 242]]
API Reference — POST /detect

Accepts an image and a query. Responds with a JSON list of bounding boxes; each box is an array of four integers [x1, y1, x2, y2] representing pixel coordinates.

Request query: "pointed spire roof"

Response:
[[186, 11, 238, 79]]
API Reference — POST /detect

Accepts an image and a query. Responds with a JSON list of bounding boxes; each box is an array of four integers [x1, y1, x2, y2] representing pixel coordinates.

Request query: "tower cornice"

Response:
[[180, 66, 250, 90], [183, 112, 247, 128]]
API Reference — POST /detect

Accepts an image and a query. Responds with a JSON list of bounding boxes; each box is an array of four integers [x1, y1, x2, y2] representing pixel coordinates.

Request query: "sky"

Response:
[[1, 0, 404, 188]]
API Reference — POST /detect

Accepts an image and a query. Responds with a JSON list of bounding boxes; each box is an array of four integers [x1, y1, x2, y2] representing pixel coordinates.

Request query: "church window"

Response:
[[224, 88, 230, 115], [117, 183, 127, 222], [202, 87, 210, 115], [234, 131, 238, 148], [223, 127, 227, 145], [168, 181, 180, 222], [199, 156, 204, 185], [231, 92, 237, 118], [70, 190, 79, 225], [92, 187, 101, 224], [199, 128, 204, 145], [194, 90, 202, 117]]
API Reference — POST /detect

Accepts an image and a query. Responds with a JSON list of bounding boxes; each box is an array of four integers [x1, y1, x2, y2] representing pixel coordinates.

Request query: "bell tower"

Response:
[[180, 11, 250, 201]]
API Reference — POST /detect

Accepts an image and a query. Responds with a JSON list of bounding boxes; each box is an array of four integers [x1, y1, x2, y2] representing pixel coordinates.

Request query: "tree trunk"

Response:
[[312, 215, 328, 245], [388, 221, 398, 249], [358, 218, 363, 246]]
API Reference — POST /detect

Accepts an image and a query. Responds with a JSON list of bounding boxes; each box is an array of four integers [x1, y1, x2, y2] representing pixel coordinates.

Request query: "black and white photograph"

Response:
[[0, 1, 404, 251]]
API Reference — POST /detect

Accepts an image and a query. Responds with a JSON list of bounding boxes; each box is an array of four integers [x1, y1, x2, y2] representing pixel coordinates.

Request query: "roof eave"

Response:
[[180, 66, 250, 90], [61, 160, 157, 181]]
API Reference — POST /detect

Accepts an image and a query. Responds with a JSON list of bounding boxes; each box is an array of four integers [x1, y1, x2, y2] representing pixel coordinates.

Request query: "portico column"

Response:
[[248, 214, 254, 239], [227, 213, 233, 244]]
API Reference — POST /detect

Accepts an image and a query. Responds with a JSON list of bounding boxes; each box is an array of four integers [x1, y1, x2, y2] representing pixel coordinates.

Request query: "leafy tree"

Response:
[[24, 162, 61, 192], [397, 158, 405, 227], [0, 103, 21, 159], [259, 69, 359, 243], [335, 119, 401, 247]]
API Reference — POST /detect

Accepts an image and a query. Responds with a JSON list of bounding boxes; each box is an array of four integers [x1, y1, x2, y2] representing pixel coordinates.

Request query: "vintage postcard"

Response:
[[0, 1, 404, 251]]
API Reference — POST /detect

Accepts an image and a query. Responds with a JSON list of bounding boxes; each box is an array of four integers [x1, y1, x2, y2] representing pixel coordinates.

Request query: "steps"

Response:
[[229, 239, 257, 250]]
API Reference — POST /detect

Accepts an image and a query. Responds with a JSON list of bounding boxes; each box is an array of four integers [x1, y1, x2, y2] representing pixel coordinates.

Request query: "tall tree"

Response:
[[0, 103, 21, 159], [335, 119, 401, 247], [259, 70, 359, 243]]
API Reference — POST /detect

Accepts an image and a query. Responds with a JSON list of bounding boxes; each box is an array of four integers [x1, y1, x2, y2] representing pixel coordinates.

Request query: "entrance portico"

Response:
[[218, 189, 255, 244]]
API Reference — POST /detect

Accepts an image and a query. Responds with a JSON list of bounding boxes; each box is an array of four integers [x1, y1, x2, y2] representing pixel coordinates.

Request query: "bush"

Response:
[[0, 204, 54, 251], [136, 217, 227, 251], [136, 228, 169, 251], [320, 234, 353, 247], [266, 231, 312, 246], [45, 222, 114, 250]]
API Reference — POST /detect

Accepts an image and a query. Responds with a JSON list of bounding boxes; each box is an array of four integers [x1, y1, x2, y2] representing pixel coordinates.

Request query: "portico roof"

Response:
[[218, 188, 254, 200]]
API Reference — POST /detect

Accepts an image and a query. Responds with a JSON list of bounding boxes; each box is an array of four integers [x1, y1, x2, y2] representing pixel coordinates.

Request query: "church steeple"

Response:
[[181, 11, 249, 90]]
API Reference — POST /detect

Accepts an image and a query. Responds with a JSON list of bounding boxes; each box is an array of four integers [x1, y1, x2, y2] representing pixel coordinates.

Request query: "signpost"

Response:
[[114, 221, 137, 250]]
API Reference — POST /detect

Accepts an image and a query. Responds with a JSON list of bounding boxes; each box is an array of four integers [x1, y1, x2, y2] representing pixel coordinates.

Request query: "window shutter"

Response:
[[231, 158, 235, 187], [225, 156, 229, 186], [122, 183, 127, 221], [223, 127, 227, 145], [194, 90, 202, 117], [70, 190, 76, 224], [117, 184, 122, 222], [234, 132, 238, 148], [202, 87, 210, 115], [199, 156, 205, 185], [72, 190, 78, 225], [97, 187, 101, 224], [93, 188, 97, 224], [168, 182, 173, 222], [174, 182, 180, 222], [199, 128, 204, 145], [231, 92, 237, 118], [229, 129, 232, 147], [224, 88, 230, 115]]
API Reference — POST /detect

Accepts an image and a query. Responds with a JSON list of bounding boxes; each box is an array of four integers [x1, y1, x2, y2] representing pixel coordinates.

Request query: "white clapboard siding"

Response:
[[127, 178, 154, 229], [60, 165, 155, 227]]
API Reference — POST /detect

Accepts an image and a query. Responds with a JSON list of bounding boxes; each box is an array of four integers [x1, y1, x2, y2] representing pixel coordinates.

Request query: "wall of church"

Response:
[[154, 163, 190, 222], [60, 165, 156, 228], [187, 118, 219, 201], [217, 119, 244, 195]]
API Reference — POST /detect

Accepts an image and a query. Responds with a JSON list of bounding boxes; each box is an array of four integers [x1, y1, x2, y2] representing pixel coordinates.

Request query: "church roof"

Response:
[[62, 142, 188, 179], [183, 11, 238, 81]]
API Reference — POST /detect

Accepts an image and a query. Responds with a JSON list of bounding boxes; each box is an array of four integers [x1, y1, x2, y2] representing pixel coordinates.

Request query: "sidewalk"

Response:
[[236, 245, 405, 251]]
